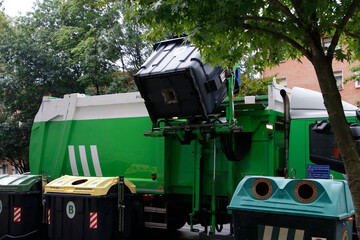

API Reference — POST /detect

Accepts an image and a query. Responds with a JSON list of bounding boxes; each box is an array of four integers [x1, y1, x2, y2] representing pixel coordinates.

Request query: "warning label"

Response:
[[307, 165, 330, 179]]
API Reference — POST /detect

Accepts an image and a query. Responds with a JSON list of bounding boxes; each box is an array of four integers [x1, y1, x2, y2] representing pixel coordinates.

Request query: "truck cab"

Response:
[[288, 86, 360, 179]]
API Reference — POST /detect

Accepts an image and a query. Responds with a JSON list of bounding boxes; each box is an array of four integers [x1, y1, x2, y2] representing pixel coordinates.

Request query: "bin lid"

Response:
[[228, 176, 355, 220], [0, 174, 42, 192], [45, 175, 135, 196]]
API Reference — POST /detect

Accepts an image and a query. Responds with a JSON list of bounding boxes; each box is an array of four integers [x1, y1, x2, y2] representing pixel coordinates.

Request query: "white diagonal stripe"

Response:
[[68, 146, 79, 176], [90, 212, 98, 229], [79, 146, 90, 176], [294, 229, 305, 240], [90, 213, 97, 222], [90, 221, 97, 229], [90, 145, 102, 177], [263, 226, 273, 240], [14, 208, 21, 215], [278, 228, 289, 240], [14, 208, 21, 222]]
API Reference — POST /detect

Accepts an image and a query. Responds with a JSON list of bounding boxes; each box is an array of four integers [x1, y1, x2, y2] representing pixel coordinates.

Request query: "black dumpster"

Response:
[[135, 37, 228, 122], [0, 174, 44, 239], [44, 175, 136, 240]]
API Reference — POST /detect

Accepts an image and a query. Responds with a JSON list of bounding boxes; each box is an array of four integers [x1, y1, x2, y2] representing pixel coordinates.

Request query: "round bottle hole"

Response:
[[252, 178, 273, 200], [72, 179, 88, 185], [294, 181, 317, 203], [256, 182, 270, 197]]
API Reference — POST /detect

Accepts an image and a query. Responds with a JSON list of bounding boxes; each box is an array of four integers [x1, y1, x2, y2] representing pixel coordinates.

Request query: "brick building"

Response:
[[263, 54, 360, 106], [0, 162, 20, 175]]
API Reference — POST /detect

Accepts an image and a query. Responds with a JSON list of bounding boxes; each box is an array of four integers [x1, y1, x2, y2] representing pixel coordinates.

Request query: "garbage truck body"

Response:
[[26, 38, 360, 235]]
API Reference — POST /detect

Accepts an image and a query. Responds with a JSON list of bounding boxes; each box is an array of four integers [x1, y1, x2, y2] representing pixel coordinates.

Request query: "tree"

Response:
[[235, 75, 275, 97], [0, 3, 86, 172], [127, 0, 360, 233], [0, 112, 31, 173], [37, 0, 123, 95], [104, 71, 138, 94], [120, 24, 151, 72], [0, 0, 150, 171], [47, 0, 151, 94]]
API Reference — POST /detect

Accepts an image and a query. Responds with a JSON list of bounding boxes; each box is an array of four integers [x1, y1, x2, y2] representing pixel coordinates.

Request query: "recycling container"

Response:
[[135, 37, 228, 122], [0, 174, 44, 239], [44, 175, 136, 240], [228, 176, 355, 240]]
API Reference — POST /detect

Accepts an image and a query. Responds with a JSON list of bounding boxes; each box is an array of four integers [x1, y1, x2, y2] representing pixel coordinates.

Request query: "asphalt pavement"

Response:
[[140, 224, 232, 240]]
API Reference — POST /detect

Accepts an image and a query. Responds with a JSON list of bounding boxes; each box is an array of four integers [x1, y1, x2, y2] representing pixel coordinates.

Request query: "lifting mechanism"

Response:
[[142, 65, 242, 239]]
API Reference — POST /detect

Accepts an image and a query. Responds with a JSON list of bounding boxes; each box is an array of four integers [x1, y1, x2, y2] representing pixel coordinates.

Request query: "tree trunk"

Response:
[[309, 35, 360, 236]]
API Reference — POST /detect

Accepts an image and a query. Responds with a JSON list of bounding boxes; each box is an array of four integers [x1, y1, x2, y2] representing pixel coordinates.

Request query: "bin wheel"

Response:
[[165, 201, 187, 230]]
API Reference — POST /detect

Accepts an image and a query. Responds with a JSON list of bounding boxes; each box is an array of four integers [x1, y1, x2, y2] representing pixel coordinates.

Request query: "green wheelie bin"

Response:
[[0, 174, 45, 239]]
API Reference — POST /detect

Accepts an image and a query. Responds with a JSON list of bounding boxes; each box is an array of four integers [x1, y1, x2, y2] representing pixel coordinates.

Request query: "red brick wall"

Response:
[[0, 162, 16, 174], [263, 56, 360, 106]]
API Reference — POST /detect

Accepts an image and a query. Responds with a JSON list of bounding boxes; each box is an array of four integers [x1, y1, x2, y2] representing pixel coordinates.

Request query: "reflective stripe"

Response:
[[294, 230, 305, 240], [90, 145, 102, 177], [278, 228, 289, 240], [136, 188, 164, 193], [79, 146, 90, 176], [68, 146, 79, 176], [259, 225, 304, 240], [263, 226, 273, 240], [90, 212, 98, 229], [14, 207, 21, 222]]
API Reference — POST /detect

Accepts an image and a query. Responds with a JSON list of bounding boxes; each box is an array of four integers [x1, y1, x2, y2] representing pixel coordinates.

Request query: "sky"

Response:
[[2, 0, 37, 17]]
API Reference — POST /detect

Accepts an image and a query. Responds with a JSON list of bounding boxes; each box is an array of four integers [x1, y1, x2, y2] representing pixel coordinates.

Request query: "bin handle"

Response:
[[118, 176, 125, 232], [41, 174, 47, 224], [290, 168, 297, 179]]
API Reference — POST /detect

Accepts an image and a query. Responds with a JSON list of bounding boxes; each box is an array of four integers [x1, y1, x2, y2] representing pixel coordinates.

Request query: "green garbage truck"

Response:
[[27, 38, 360, 238]]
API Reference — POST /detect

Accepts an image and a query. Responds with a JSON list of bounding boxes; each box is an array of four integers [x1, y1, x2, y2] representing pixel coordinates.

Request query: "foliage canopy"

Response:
[[0, 0, 150, 172]]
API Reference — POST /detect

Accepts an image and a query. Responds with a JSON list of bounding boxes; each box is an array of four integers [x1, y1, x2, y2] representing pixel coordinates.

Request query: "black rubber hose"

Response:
[[221, 132, 252, 161]]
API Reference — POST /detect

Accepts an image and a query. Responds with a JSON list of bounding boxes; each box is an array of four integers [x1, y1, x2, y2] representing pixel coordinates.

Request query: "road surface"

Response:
[[142, 224, 232, 240]]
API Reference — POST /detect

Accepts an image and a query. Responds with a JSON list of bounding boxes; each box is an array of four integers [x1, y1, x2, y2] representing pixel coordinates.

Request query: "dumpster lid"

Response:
[[0, 174, 42, 192], [228, 176, 355, 220], [45, 175, 135, 196]]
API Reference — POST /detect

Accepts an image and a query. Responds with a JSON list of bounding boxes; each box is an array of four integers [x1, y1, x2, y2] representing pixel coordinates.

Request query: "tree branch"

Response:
[[268, 0, 303, 27], [344, 29, 360, 40], [243, 23, 311, 59], [234, 16, 285, 26], [328, 0, 360, 58]]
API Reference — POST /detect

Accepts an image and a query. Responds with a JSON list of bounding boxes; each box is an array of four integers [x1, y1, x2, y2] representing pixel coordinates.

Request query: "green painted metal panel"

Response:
[[0, 175, 42, 192], [30, 117, 165, 192]]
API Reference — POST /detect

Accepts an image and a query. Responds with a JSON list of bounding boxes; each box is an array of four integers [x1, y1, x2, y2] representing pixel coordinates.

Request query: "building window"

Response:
[[323, 37, 332, 49], [356, 80, 360, 89], [0, 164, 8, 174], [355, 72, 360, 89], [12, 166, 21, 175], [276, 77, 287, 87], [334, 70, 343, 90], [322, 37, 340, 54]]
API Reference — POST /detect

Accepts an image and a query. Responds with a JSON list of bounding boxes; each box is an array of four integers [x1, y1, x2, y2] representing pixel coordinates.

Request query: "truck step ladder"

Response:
[[144, 206, 168, 229]]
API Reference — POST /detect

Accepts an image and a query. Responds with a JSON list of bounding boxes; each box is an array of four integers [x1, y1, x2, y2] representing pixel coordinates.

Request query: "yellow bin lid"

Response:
[[45, 175, 136, 196]]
